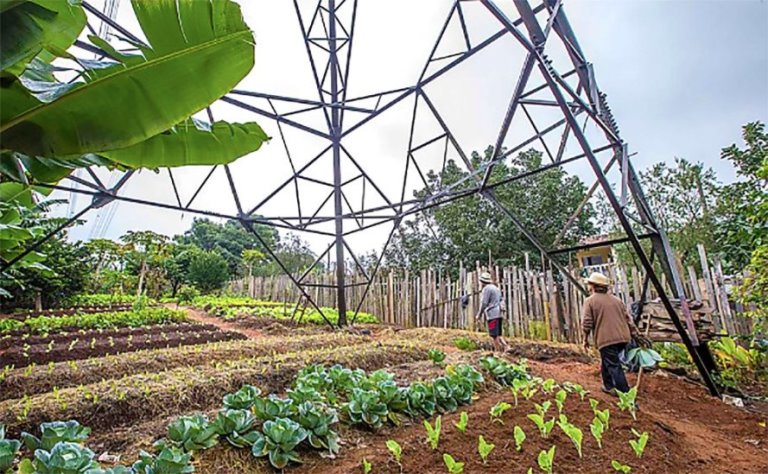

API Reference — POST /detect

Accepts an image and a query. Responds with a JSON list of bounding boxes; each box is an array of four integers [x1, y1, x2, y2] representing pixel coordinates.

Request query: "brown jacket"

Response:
[[582, 292, 638, 349]]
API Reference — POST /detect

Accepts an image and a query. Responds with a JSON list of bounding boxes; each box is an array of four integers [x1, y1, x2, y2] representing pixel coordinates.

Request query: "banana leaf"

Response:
[[104, 119, 269, 168], [1, 0, 255, 158], [0, 0, 86, 74]]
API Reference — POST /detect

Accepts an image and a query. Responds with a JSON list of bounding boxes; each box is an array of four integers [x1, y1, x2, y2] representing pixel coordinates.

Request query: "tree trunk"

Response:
[[137, 259, 147, 297], [34, 291, 42, 312]]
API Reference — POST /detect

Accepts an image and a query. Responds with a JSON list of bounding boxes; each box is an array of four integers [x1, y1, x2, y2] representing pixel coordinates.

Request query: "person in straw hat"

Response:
[[475, 271, 509, 353], [582, 272, 640, 395]]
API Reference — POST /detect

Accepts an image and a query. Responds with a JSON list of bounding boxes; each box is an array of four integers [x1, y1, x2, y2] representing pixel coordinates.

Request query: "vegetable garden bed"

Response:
[[0, 308, 186, 335]]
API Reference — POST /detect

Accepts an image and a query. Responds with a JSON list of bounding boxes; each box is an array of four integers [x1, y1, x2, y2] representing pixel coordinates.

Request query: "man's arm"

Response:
[[476, 287, 489, 320], [581, 299, 594, 348], [625, 305, 640, 337]]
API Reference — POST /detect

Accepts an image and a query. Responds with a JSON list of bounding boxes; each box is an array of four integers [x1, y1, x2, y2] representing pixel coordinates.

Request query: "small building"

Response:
[[575, 234, 614, 269]]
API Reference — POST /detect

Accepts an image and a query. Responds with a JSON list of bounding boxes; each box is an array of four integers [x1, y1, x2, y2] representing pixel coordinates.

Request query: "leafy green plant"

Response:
[[554, 390, 567, 413], [405, 382, 437, 418], [344, 389, 389, 430], [386, 439, 402, 465], [562, 382, 588, 400], [534, 401, 552, 417], [590, 399, 610, 430], [432, 377, 459, 413], [442, 453, 464, 474], [629, 429, 649, 458], [295, 402, 340, 454], [424, 416, 442, 450], [611, 460, 632, 473], [428, 349, 447, 366], [590, 417, 605, 449], [617, 387, 639, 421], [477, 435, 495, 464], [17, 442, 99, 474], [448, 364, 484, 388], [537, 445, 556, 474], [454, 411, 468, 433], [223, 384, 262, 410], [132, 447, 194, 474], [540, 379, 557, 394], [527, 414, 555, 438], [557, 417, 583, 458], [214, 409, 260, 448], [511, 378, 529, 406], [21, 420, 91, 452], [514, 425, 526, 452], [253, 394, 295, 422], [0, 425, 21, 473], [490, 401, 512, 424], [480, 357, 529, 386], [361, 458, 372, 473], [453, 337, 478, 351], [252, 418, 308, 469], [157, 414, 219, 452]]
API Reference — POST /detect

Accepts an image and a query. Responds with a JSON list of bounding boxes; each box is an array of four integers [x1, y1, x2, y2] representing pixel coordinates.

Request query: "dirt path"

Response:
[[175, 305, 265, 339]]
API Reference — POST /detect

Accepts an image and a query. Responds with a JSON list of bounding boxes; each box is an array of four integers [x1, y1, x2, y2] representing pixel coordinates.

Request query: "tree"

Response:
[[638, 158, 721, 266], [188, 251, 229, 293], [716, 122, 768, 272], [164, 243, 203, 297], [385, 147, 596, 273], [121, 230, 170, 297]]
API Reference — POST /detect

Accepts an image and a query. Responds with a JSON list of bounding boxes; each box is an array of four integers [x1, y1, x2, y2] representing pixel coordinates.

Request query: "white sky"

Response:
[[59, 0, 768, 262]]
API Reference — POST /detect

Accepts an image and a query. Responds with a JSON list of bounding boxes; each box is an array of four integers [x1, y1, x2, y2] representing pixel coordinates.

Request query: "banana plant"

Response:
[[0, 0, 268, 184]]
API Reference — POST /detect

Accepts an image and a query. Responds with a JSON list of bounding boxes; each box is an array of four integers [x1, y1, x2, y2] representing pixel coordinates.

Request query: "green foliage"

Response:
[[405, 382, 436, 418], [424, 416, 442, 450], [65, 293, 144, 307], [385, 439, 402, 464], [223, 385, 262, 410], [213, 409, 260, 448], [452, 336, 477, 351], [454, 412, 468, 433], [176, 286, 200, 305], [489, 401, 512, 424], [442, 453, 464, 474], [590, 417, 605, 449], [132, 447, 194, 474], [187, 250, 229, 293], [294, 402, 340, 454], [514, 425, 526, 452], [629, 429, 649, 458], [253, 395, 295, 423], [477, 435, 495, 464], [17, 441, 99, 473], [562, 382, 588, 401], [361, 458, 372, 474], [480, 356, 529, 386], [251, 418, 308, 469], [590, 399, 610, 430], [21, 420, 91, 452], [617, 387, 638, 421], [0, 424, 21, 472], [554, 389, 568, 413], [611, 460, 632, 473], [557, 415, 583, 458], [344, 389, 389, 430], [527, 414, 555, 438], [537, 445, 556, 474], [157, 414, 219, 452], [1, 308, 186, 335], [428, 348, 447, 365]]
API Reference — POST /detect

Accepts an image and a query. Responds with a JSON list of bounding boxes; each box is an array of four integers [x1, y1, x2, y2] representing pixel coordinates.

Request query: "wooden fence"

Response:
[[230, 245, 753, 343]]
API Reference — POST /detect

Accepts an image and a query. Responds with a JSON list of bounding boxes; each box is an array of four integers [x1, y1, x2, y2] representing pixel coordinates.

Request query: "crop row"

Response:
[[214, 303, 379, 325], [0, 333, 372, 401], [0, 340, 430, 434], [2, 325, 245, 369], [0, 308, 186, 335]]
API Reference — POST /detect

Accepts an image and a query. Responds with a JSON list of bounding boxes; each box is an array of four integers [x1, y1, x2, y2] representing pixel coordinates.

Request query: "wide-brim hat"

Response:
[[586, 272, 611, 287], [479, 272, 492, 283]]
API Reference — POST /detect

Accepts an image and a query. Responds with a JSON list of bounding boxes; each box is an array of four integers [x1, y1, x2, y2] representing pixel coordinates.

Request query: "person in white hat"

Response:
[[581, 272, 640, 395], [475, 271, 509, 353]]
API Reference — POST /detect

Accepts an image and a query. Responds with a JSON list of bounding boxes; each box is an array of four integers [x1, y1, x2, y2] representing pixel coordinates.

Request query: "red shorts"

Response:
[[488, 319, 502, 337]]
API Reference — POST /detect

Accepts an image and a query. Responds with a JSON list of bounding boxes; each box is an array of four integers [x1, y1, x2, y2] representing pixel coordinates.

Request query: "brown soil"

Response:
[[0, 305, 135, 321], [293, 355, 768, 474], [180, 307, 266, 338], [1, 324, 245, 367]]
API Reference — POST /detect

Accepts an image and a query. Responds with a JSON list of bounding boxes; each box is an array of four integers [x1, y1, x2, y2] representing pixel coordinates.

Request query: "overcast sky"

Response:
[[61, 0, 768, 259]]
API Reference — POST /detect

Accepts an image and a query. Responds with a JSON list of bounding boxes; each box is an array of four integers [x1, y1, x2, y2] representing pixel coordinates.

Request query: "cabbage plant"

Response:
[[251, 418, 308, 469], [214, 409, 260, 448]]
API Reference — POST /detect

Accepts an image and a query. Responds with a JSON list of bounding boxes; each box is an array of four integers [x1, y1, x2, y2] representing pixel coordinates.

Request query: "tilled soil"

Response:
[[1, 324, 246, 367]]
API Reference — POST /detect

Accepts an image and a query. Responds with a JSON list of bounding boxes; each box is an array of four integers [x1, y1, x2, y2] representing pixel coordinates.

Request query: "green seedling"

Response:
[[489, 401, 512, 424], [534, 401, 551, 417], [386, 439, 402, 465], [541, 379, 557, 394], [428, 349, 447, 366], [424, 416, 442, 450], [562, 382, 588, 400], [477, 435, 495, 464], [362, 458, 372, 474], [590, 417, 605, 449], [511, 379, 528, 406], [629, 429, 649, 458], [554, 390, 567, 413], [527, 414, 555, 438], [514, 425, 526, 452], [443, 453, 464, 474], [557, 419, 583, 458], [454, 412, 468, 433], [537, 445, 556, 474], [617, 387, 639, 421], [611, 460, 632, 472]]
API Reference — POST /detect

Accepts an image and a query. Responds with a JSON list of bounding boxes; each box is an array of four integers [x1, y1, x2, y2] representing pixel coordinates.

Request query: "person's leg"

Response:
[[602, 343, 630, 393], [598, 346, 615, 391]]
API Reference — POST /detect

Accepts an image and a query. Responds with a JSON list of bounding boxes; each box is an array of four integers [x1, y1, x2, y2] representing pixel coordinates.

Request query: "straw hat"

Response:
[[586, 272, 611, 287], [479, 272, 493, 284]]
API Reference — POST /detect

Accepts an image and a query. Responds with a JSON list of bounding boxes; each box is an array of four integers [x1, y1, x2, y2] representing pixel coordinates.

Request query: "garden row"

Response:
[[192, 296, 379, 325], [0, 308, 186, 335]]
